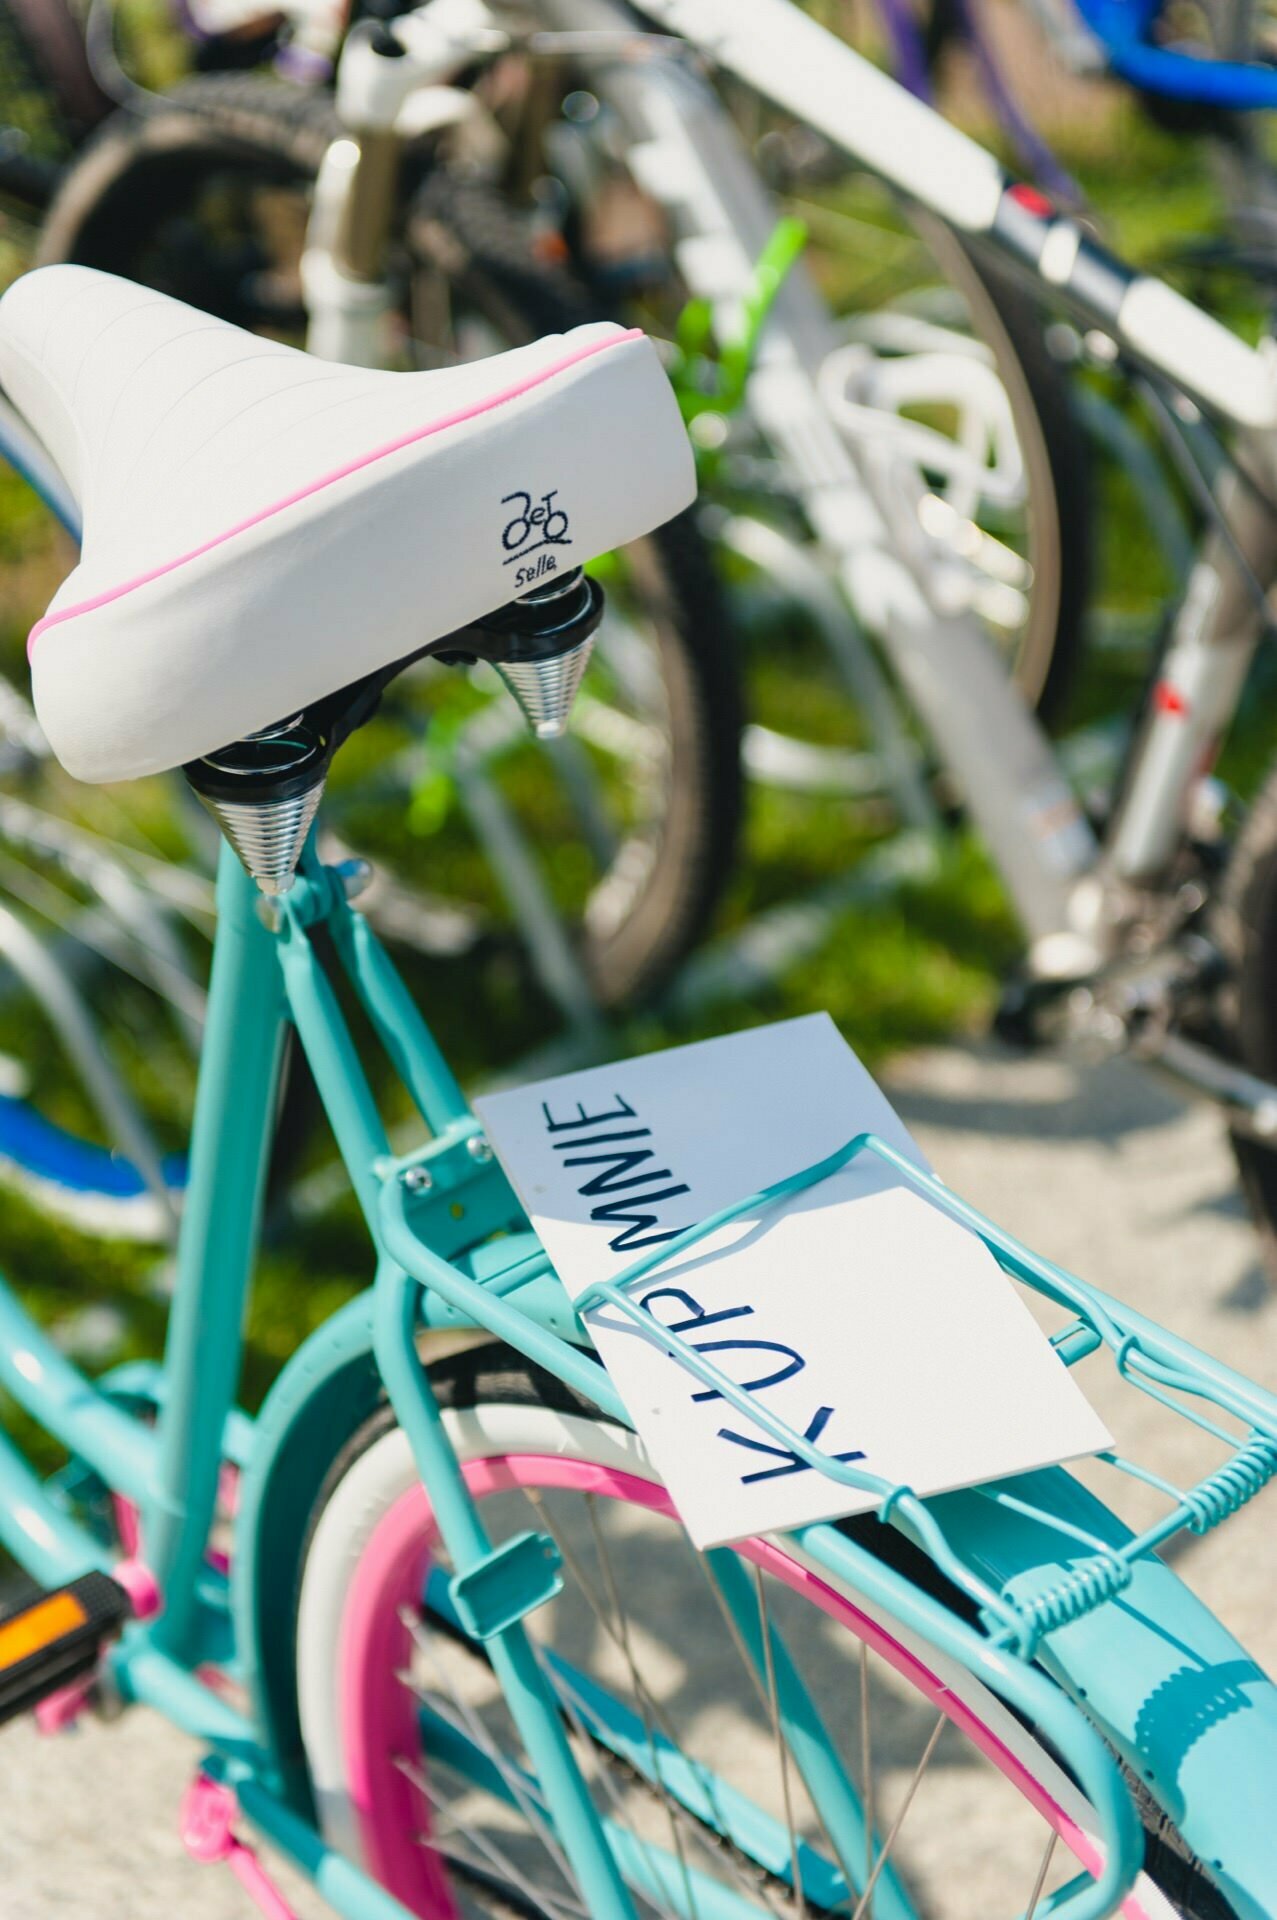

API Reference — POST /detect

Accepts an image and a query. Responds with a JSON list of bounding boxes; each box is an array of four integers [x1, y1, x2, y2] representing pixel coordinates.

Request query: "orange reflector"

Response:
[[0, 1592, 87, 1671]]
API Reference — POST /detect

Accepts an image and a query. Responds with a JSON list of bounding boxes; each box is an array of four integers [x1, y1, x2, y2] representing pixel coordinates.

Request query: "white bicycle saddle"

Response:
[[0, 265, 695, 783]]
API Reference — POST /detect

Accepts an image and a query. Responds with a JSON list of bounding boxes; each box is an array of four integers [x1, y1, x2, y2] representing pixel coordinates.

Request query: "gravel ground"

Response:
[[1, 1041, 1274, 1918]]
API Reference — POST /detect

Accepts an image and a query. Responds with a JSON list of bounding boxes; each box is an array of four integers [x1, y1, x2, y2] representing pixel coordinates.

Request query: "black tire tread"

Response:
[[37, 73, 344, 275]]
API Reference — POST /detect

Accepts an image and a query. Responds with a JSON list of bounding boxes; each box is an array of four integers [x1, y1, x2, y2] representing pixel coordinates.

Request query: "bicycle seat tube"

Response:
[[303, 16, 417, 363], [1106, 428, 1277, 885]]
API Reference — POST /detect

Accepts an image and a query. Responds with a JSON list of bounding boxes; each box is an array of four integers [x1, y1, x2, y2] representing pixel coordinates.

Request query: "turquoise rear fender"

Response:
[[932, 1467, 1277, 1919], [232, 1236, 570, 1810], [233, 1291, 384, 1812]]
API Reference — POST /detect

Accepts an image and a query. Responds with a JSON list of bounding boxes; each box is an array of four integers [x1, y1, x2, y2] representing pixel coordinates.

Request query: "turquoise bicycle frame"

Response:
[[0, 836, 1276, 1919]]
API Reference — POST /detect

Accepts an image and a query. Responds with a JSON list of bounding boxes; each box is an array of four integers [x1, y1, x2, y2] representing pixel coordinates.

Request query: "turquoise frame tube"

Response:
[[0, 837, 1276, 1917]]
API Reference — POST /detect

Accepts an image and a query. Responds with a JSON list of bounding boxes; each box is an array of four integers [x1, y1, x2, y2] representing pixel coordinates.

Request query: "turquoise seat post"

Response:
[[147, 845, 291, 1659]]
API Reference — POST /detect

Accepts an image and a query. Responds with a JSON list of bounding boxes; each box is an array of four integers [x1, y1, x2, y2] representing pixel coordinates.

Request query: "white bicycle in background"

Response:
[[27, 0, 748, 1044], [39, 0, 1094, 998], [43, 0, 1277, 1274]]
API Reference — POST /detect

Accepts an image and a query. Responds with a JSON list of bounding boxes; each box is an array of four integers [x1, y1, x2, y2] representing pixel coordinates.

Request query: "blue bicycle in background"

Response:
[[873, 0, 1277, 225]]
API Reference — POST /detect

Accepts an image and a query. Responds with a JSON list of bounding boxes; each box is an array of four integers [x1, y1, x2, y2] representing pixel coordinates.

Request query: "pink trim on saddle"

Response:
[[27, 328, 645, 656], [338, 1453, 1157, 1920]]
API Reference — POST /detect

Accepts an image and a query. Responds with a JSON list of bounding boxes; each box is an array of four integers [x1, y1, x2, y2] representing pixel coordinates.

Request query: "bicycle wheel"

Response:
[[526, 66, 1089, 725], [38, 74, 744, 1010], [293, 1347, 1233, 1919], [904, 210, 1089, 724]]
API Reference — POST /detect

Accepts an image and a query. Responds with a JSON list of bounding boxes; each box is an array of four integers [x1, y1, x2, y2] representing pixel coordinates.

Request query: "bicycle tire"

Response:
[[292, 1345, 1237, 1919], [37, 73, 347, 295], [917, 212, 1090, 727], [37, 75, 744, 1008], [0, 0, 112, 212], [1210, 754, 1277, 1283], [404, 167, 745, 1002], [547, 75, 1090, 725]]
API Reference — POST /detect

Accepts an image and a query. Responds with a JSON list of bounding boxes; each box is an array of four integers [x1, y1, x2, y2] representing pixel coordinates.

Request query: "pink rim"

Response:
[[336, 1454, 1156, 1920]]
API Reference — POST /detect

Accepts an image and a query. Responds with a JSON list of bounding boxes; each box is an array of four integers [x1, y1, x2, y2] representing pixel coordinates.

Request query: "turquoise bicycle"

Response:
[[0, 257, 1276, 1920]]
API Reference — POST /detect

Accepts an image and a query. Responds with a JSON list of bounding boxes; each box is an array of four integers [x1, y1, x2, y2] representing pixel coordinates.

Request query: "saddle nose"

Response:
[[0, 264, 696, 784]]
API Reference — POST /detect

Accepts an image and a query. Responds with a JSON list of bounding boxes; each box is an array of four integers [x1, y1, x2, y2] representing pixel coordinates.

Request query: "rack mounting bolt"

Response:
[[401, 1165, 434, 1194], [467, 1135, 494, 1163]]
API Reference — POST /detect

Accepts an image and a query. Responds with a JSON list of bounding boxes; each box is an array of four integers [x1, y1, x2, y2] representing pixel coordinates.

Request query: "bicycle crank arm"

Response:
[[1141, 1030, 1277, 1144], [999, 953, 1277, 1142]]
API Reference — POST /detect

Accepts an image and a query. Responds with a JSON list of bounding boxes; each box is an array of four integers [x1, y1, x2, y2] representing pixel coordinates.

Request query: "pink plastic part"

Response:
[[109, 1492, 162, 1616], [113, 1556, 162, 1621], [34, 1679, 92, 1735], [196, 1662, 242, 1702], [339, 1454, 1156, 1920], [206, 1461, 242, 1577], [226, 1848, 303, 1920], [27, 328, 645, 655], [180, 1773, 300, 1920], [181, 1774, 239, 1862], [111, 1490, 141, 1559], [219, 1460, 242, 1520]]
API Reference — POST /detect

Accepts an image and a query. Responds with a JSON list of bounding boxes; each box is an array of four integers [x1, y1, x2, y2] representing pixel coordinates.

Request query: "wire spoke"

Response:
[[581, 1492, 701, 1920], [1025, 1831, 1058, 1917], [850, 1714, 946, 1920], [753, 1566, 808, 1920], [859, 1643, 874, 1920], [397, 1605, 579, 1897], [693, 1553, 772, 1717], [393, 1753, 588, 1920], [524, 1490, 793, 1917], [547, 1653, 681, 1920]]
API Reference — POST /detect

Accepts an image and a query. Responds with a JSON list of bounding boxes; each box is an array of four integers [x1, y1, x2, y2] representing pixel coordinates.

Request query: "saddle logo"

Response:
[[501, 488, 572, 586]]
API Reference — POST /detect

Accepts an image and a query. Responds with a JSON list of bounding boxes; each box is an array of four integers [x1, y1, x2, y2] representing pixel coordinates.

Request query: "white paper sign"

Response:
[[475, 1013, 1110, 1548]]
